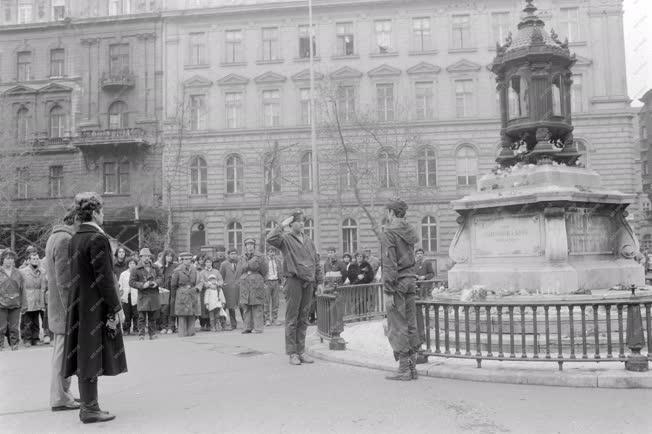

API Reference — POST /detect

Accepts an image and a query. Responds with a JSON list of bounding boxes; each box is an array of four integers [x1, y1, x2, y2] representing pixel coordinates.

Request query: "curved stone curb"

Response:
[[306, 340, 652, 389]]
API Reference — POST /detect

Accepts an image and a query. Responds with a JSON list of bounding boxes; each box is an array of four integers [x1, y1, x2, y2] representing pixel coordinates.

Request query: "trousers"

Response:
[[177, 316, 196, 337], [122, 302, 138, 333], [385, 277, 419, 358], [138, 310, 160, 337], [242, 304, 264, 332], [0, 307, 21, 347], [158, 304, 170, 330], [208, 309, 227, 330], [50, 333, 75, 406], [264, 280, 280, 323], [227, 307, 244, 329], [20, 310, 42, 342], [284, 277, 313, 355]]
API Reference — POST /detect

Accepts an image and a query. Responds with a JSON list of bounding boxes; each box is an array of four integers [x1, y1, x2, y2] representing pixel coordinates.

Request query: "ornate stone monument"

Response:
[[448, 0, 644, 293]]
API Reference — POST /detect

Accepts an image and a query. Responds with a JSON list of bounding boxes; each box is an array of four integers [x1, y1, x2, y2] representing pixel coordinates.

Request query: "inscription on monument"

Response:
[[473, 215, 542, 257], [566, 210, 613, 255]]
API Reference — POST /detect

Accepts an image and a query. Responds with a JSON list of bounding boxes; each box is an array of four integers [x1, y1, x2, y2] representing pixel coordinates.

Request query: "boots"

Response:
[[409, 353, 418, 380], [385, 355, 412, 381], [78, 379, 116, 424]]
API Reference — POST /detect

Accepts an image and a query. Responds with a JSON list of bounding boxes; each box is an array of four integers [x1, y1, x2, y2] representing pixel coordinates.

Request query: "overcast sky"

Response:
[[624, 0, 652, 106]]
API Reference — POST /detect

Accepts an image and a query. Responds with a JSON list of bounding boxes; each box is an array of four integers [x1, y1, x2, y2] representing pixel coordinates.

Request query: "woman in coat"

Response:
[[0, 249, 24, 351], [171, 252, 201, 337], [63, 192, 126, 424], [347, 253, 375, 285], [237, 238, 268, 333], [160, 250, 177, 334]]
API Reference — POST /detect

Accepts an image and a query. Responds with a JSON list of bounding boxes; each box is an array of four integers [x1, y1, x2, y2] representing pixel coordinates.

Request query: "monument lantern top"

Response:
[[492, 0, 581, 167]]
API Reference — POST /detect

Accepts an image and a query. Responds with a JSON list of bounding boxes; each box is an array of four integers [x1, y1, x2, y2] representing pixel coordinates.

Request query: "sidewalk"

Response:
[[306, 320, 652, 389]]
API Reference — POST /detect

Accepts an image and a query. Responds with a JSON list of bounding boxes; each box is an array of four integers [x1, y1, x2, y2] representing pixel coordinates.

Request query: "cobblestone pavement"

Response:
[[0, 325, 650, 434]]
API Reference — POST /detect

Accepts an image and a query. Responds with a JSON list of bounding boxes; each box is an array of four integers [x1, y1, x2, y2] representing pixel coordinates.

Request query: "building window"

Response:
[[417, 147, 436, 187], [491, 12, 510, 45], [108, 101, 128, 129], [261, 27, 279, 61], [189, 95, 206, 130], [571, 74, 583, 113], [376, 83, 394, 122], [374, 19, 392, 53], [225, 92, 243, 128], [188, 32, 206, 65], [337, 85, 356, 123], [342, 218, 358, 254], [421, 216, 437, 252], [226, 154, 244, 194], [412, 17, 431, 51], [304, 218, 314, 240], [109, 43, 129, 75], [189, 156, 208, 195], [17, 51, 31, 81], [298, 24, 317, 58], [225, 30, 243, 63], [378, 150, 397, 189], [508, 76, 528, 119], [299, 88, 312, 125], [103, 161, 130, 194], [226, 221, 242, 252], [560, 7, 580, 43], [16, 107, 30, 142], [262, 89, 280, 127], [456, 146, 478, 186], [15, 167, 29, 199], [415, 81, 434, 120], [300, 151, 313, 192], [451, 14, 471, 49], [263, 152, 281, 193], [190, 222, 206, 255], [18, 1, 32, 24], [50, 48, 65, 77], [339, 161, 357, 191], [48, 166, 63, 198], [49, 105, 66, 138], [52, 0, 66, 20], [336, 22, 355, 56], [455, 79, 474, 118]]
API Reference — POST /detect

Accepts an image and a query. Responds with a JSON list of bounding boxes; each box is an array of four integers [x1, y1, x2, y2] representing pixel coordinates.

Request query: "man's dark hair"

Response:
[[342, 253, 352, 260], [74, 192, 103, 222], [415, 248, 424, 254], [62, 207, 76, 226], [0, 249, 17, 264]]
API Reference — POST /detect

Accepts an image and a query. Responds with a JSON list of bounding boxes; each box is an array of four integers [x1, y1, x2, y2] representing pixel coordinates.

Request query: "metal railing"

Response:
[[315, 291, 346, 350]]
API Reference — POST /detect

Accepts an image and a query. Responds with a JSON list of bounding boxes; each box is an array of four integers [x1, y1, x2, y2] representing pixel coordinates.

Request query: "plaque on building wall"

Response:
[[472, 214, 542, 257], [566, 210, 614, 255]]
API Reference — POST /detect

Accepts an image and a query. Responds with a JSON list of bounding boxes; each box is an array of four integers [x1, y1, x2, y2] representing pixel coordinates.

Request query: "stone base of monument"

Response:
[[448, 164, 644, 293]]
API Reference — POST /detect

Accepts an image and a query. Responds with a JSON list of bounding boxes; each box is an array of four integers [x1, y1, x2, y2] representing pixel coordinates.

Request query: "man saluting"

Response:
[[267, 210, 323, 365]]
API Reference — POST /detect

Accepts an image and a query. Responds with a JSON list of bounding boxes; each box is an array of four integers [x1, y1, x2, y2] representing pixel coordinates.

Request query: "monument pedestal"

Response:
[[448, 165, 644, 293]]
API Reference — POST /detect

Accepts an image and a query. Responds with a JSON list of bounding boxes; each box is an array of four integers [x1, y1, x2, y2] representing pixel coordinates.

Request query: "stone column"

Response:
[[541, 207, 574, 294]]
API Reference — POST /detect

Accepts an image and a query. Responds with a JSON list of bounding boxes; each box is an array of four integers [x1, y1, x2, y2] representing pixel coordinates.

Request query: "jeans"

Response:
[[264, 280, 280, 323], [284, 277, 313, 355], [138, 310, 160, 337], [242, 304, 264, 332], [0, 307, 21, 347]]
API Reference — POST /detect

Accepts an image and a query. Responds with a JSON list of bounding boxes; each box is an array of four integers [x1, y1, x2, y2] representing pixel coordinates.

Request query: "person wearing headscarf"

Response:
[[171, 252, 201, 337], [237, 238, 268, 333], [220, 248, 244, 330]]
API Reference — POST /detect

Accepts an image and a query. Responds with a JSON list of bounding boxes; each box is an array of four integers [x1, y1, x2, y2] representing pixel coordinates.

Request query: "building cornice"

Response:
[[0, 14, 162, 34]]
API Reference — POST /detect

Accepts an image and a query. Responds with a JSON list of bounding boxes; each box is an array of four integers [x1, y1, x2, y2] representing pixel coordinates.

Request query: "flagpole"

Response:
[[309, 0, 320, 251]]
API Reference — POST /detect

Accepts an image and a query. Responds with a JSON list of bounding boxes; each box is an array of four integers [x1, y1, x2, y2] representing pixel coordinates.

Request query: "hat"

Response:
[[385, 197, 408, 214], [243, 237, 256, 245], [179, 252, 192, 258], [290, 210, 305, 223], [139, 248, 153, 257], [227, 248, 238, 254], [208, 274, 218, 280], [215, 244, 226, 252]]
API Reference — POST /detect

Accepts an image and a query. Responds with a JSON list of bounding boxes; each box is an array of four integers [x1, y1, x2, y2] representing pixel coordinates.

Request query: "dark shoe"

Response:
[[385, 356, 412, 381], [241, 330, 252, 334], [265, 320, 271, 326], [80, 405, 116, 424], [298, 353, 314, 364], [52, 401, 81, 412], [409, 353, 418, 380], [149, 334, 158, 340], [289, 354, 302, 365], [138, 335, 145, 340]]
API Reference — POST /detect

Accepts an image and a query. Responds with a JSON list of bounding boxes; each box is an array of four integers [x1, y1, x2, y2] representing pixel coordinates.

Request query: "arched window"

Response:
[[342, 218, 358, 254], [49, 105, 66, 138], [16, 107, 30, 142], [421, 216, 437, 252], [226, 221, 243, 251], [265, 220, 278, 236], [378, 149, 397, 188], [304, 218, 314, 240], [417, 147, 436, 187], [108, 101, 128, 129], [551, 75, 563, 116], [189, 156, 207, 195], [508, 76, 528, 119], [226, 154, 244, 194], [575, 139, 589, 168], [300, 151, 313, 192], [263, 152, 281, 193], [456, 146, 478, 186], [642, 234, 652, 252], [190, 222, 206, 254]]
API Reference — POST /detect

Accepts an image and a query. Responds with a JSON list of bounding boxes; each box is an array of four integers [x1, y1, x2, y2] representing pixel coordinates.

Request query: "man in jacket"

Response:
[[382, 198, 420, 381], [0, 249, 24, 351], [130, 248, 162, 340], [238, 238, 268, 333], [264, 246, 283, 326], [323, 247, 347, 285], [44, 208, 80, 412], [63, 192, 126, 423], [20, 250, 47, 347], [267, 210, 323, 365], [220, 248, 244, 330]]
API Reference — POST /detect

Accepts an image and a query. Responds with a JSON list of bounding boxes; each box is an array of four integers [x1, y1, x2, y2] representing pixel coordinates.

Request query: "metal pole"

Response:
[[309, 0, 320, 251]]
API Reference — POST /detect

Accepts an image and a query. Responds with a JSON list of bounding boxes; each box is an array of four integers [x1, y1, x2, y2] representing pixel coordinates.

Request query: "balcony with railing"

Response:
[[101, 71, 136, 90], [72, 128, 149, 148]]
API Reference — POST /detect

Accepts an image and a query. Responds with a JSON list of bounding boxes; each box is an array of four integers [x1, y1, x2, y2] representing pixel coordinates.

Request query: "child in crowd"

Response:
[[204, 275, 227, 331]]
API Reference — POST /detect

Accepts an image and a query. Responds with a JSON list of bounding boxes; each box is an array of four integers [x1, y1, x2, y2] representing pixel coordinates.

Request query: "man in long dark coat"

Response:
[[63, 192, 126, 423], [220, 248, 244, 330], [238, 238, 268, 333]]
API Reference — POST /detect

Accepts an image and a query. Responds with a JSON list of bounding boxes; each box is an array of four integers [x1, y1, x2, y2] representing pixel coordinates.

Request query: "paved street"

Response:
[[0, 326, 650, 434]]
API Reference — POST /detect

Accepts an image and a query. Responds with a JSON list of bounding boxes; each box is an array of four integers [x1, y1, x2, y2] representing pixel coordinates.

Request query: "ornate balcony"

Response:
[[73, 128, 149, 149], [101, 71, 136, 90]]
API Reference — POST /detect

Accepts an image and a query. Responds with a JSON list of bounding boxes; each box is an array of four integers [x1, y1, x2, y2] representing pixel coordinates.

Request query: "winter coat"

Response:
[[118, 269, 138, 305], [237, 253, 268, 306], [347, 261, 375, 285], [44, 224, 74, 334], [415, 259, 435, 280], [267, 227, 323, 284], [130, 261, 162, 312], [324, 259, 347, 284], [381, 219, 419, 287], [0, 267, 24, 309], [160, 261, 177, 309], [198, 267, 223, 318], [220, 260, 242, 309], [63, 223, 127, 379], [204, 286, 226, 312], [113, 258, 129, 283], [20, 265, 47, 312], [171, 264, 201, 316]]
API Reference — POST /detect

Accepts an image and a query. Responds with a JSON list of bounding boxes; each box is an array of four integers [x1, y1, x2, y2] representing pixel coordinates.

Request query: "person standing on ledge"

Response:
[[267, 210, 323, 365], [382, 198, 420, 381]]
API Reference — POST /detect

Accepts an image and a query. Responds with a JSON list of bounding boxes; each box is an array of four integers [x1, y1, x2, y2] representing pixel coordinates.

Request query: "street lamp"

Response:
[[308, 0, 320, 250]]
